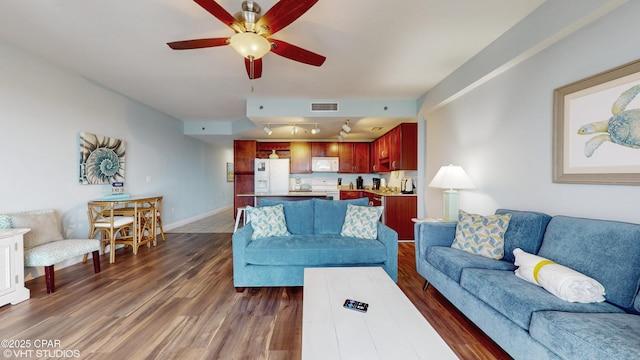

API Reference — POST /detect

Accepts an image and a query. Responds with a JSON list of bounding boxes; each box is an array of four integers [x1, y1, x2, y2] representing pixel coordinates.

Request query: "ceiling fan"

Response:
[[168, 0, 326, 79]]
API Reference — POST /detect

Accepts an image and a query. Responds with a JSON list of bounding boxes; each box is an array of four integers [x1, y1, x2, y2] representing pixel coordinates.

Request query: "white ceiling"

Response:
[[0, 0, 544, 144]]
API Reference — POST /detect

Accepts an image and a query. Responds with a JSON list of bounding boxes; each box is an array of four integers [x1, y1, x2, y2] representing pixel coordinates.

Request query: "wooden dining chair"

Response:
[[87, 202, 135, 264], [155, 197, 165, 241]]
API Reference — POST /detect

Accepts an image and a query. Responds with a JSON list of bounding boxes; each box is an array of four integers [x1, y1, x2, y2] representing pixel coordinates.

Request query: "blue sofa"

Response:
[[233, 198, 398, 290], [415, 209, 640, 360]]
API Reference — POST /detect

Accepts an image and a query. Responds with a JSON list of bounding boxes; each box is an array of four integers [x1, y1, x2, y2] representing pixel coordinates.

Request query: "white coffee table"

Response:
[[302, 267, 458, 360]]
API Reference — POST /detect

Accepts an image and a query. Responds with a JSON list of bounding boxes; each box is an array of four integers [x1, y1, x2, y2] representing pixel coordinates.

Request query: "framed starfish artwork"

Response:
[[553, 58, 640, 185]]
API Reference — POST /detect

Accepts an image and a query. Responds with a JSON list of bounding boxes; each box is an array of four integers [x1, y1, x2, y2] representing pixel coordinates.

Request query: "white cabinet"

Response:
[[0, 228, 30, 306]]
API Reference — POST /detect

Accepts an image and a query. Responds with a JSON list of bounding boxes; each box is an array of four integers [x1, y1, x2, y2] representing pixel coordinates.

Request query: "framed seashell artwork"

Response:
[[78, 132, 126, 185], [553, 58, 640, 185]]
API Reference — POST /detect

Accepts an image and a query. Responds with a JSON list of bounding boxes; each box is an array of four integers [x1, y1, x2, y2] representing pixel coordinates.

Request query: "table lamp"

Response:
[[428, 164, 475, 221]]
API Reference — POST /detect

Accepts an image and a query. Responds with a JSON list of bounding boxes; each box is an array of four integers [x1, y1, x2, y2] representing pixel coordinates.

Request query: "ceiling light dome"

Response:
[[229, 32, 271, 59]]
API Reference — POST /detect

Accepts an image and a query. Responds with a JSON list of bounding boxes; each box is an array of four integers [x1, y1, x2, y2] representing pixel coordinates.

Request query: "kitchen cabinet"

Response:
[[340, 190, 364, 200], [290, 142, 312, 174], [388, 123, 417, 171], [256, 142, 290, 159], [234, 140, 256, 217], [339, 142, 370, 173], [372, 123, 417, 172], [311, 142, 339, 157], [384, 195, 417, 240], [234, 140, 256, 174]]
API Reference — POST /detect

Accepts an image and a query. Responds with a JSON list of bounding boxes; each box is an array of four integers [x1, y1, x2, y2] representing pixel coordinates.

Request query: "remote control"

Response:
[[343, 299, 368, 313]]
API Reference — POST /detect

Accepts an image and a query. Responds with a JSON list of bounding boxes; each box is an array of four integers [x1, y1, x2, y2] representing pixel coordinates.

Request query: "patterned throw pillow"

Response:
[[247, 204, 290, 240], [0, 215, 12, 229], [340, 204, 383, 240], [452, 210, 512, 259]]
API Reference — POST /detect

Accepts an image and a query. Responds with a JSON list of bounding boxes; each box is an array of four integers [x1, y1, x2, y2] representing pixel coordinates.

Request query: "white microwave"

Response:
[[311, 157, 339, 172]]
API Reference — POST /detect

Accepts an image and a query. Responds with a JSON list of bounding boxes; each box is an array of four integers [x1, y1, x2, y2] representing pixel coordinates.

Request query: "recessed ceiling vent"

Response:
[[310, 102, 338, 112]]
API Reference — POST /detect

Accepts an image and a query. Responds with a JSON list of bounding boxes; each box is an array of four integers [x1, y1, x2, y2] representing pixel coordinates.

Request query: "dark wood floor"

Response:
[[0, 233, 511, 359]]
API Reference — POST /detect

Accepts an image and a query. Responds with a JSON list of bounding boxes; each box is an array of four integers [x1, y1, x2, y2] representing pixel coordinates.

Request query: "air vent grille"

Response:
[[310, 102, 338, 112]]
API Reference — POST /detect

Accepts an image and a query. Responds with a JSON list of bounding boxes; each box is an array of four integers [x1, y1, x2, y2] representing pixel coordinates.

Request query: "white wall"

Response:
[[0, 39, 234, 258], [421, 0, 640, 223]]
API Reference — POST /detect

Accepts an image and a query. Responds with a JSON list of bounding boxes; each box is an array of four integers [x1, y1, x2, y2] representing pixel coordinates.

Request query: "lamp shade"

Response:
[[229, 32, 271, 59], [428, 165, 475, 190]]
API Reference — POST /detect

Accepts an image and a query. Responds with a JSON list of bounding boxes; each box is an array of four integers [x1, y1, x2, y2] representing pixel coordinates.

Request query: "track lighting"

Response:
[[342, 123, 351, 133], [291, 126, 298, 135], [337, 135, 343, 142], [260, 122, 319, 136], [339, 130, 348, 138], [263, 125, 272, 135], [311, 124, 320, 135]]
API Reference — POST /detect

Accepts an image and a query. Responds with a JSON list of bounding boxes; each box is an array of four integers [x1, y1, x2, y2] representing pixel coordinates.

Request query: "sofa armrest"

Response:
[[377, 222, 398, 281], [232, 225, 253, 267], [414, 222, 457, 261]]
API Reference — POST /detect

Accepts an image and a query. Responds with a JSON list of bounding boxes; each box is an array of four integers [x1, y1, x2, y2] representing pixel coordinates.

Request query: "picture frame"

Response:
[[226, 162, 234, 182], [553, 58, 640, 185]]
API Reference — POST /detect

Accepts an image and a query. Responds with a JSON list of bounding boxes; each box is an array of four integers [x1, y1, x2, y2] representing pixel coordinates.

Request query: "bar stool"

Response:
[[234, 206, 250, 233]]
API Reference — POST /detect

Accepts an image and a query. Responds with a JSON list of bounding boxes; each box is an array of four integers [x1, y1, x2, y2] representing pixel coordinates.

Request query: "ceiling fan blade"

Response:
[[257, 0, 319, 36], [245, 57, 263, 79], [167, 38, 229, 50], [270, 39, 325, 66], [193, 0, 241, 30]]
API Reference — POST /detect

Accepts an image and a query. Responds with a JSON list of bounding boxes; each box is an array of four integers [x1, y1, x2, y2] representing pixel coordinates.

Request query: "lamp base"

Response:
[[442, 189, 459, 222]]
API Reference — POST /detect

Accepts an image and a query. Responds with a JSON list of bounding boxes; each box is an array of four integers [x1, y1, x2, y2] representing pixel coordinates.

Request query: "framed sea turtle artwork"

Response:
[[553, 58, 640, 185], [78, 132, 126, 185]]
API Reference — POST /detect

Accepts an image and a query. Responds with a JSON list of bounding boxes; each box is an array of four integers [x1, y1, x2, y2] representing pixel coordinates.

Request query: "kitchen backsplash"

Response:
[[289, 170, 417, 190]]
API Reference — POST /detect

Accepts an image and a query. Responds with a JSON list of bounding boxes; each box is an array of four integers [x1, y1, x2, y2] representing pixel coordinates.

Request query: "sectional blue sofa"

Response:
[[415, 209, 640, 360], [232, 198, 398, 290]]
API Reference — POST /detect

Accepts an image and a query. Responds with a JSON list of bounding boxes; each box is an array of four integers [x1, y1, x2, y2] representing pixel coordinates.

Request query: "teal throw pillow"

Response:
[[0, 215, 12, 229], [340, 204, 383, 240], [247, 204, 290, 240], [452, 210, 511, 259]]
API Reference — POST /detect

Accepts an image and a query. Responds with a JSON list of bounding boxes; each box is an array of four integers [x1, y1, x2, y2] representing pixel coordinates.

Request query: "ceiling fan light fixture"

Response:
[[229, 32, 271, 59]]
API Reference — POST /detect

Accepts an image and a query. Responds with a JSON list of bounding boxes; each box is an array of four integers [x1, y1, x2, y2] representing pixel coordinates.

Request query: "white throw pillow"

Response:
[[513, 248, 605, 303], [247, 204, 290, 240], [340, 204, 383, 240]]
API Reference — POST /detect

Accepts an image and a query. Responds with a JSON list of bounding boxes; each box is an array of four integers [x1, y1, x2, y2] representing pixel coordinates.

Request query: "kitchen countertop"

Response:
[[237, 190, 417, 197], [340, 189, 418, 197]]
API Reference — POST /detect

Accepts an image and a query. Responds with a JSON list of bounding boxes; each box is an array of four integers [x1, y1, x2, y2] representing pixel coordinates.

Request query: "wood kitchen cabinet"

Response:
[[290, 141, 312, 174], [340, 190, 364, 200], [234, 140, 256, 174], [339, 142, 370, 173], [388, 123, 417, 171], [311, 142, 339, 157], [371, 123, 417, 173], [384, 195, 417, 240], [233, 140, 257, 217]]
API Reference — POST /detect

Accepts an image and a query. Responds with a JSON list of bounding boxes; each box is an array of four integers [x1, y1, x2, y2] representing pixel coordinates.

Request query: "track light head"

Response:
[[291, 126, 298, 135], [311, 127, 320, 135], [263, 126, 272, 135], [339, 130, 348, 138], [342, 123, 351, 133]]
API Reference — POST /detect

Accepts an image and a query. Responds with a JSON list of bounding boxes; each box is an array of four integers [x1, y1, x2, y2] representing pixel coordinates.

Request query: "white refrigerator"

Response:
[[254, 158, 290, 194]]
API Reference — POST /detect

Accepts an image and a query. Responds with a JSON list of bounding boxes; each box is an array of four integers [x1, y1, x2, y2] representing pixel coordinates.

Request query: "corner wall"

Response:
[[421, 1, 640, 223]]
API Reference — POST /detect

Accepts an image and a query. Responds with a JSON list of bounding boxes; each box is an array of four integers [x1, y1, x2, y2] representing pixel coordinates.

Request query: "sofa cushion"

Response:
[[426, 246, 515, 283], [260, 199, 314, 235], [247, 204, 290, 240], [340, 204, 383, 240], [0, 215, 11, 229], [452, 210, 511, 259], [244, 234, 387, 266], [8, 209, 64, 250], [495, 209, 552, 263], [24, 239, 101, 267], [530, 312, 640, 360], [313, 198, 369, 235], [537, 216, 640, 311], [460, 268, 624, 330]]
